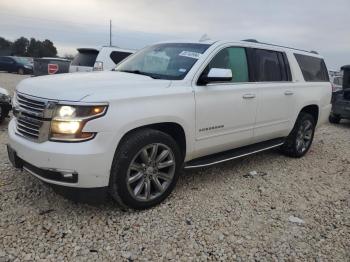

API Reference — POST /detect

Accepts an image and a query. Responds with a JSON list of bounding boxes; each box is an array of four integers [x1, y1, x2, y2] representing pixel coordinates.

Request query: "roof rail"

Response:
[[242, 39, 318, 54]]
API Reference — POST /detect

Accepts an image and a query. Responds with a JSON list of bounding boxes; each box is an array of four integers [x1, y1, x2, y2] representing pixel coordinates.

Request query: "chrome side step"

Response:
[[184, 138, 285, 169]]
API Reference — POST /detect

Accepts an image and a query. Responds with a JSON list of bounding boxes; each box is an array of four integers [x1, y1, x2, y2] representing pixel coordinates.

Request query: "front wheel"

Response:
[[18, 68, 24, 75], [109, 129, 182, 210], [281, 112, 316, 158]]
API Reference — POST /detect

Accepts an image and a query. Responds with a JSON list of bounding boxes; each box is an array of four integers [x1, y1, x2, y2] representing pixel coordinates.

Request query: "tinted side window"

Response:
[[110, 51, 132, 65], [253, 49, 288, 82], [294, 54, 329, 82], [204, 47, 249, 82], [0, 57, 11, 63], [71, 51, 98, 67]]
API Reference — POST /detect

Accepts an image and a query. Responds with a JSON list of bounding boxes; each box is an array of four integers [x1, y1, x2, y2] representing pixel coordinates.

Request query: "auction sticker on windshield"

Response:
[[179, 51, 202, 59]]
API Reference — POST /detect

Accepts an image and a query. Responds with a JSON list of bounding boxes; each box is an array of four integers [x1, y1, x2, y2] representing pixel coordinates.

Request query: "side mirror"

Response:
[[198, 68, 232, 85]]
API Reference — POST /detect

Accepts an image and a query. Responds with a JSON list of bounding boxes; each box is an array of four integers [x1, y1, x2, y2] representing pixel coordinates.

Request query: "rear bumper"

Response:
[[332, 101, 350, 119], [8, 119, 116, 188]]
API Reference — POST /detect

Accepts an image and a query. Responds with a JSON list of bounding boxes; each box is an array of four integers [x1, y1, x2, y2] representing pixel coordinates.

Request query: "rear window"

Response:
[[294, 54, 329, 82], [71, 50, 98, 67], [110, 51, 132, 65]]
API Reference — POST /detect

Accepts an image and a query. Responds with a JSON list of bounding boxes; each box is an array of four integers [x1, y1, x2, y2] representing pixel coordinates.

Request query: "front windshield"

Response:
[[115, 43, 211, 80]]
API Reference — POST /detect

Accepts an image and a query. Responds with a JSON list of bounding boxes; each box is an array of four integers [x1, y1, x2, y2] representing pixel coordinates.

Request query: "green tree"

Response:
[[0, 37, 12, 50], [39, 39, 57, 57], [27, 38, 41, 57], [0, 37, 12, 56], [12, 37, 29, 56]]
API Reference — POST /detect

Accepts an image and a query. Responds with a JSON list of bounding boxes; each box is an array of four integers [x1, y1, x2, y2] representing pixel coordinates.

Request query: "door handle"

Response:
[[284, 90, 294, 96], [242, 94, 256, 99]]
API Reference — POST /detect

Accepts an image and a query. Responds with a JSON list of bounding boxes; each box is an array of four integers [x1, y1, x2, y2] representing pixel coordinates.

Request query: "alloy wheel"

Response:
[[126, 143, 176, 202], [296, 119, 313, 153]]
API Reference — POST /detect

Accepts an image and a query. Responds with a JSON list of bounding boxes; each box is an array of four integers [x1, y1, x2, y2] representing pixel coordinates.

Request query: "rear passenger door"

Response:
[[248, 48, 296, 143]]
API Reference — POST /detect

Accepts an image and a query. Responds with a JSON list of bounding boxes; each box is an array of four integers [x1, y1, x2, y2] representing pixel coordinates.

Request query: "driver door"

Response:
[[194, 46, 258, 158]]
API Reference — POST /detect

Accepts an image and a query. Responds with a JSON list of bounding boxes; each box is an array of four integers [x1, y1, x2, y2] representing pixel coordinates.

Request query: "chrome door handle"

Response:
[[284, 90, 294, 96], [242, 94, 256, 99]]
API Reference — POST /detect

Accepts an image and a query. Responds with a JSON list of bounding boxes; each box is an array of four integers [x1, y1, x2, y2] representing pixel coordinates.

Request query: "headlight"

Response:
[[24, 65, 32, 69], [50, 104, 107, 142]]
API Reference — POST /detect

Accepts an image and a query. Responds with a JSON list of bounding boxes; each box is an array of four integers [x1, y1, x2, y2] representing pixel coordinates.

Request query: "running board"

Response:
[[184, 138, 285, 169]]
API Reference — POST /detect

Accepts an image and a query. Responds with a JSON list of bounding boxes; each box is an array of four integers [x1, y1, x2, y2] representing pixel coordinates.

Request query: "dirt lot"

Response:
[[0, 72, 349, 261]]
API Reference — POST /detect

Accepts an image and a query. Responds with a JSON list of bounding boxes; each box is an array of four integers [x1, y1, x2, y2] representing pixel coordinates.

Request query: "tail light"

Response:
[[93, 61, 103, 71]]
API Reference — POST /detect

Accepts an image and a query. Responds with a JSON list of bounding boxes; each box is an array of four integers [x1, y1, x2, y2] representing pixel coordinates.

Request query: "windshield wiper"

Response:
[[117, 70, 159, 79]]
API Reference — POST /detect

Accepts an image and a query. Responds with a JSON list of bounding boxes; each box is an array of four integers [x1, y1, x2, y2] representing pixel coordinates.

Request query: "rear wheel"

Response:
[[109, 129, 182, 210], [281, 112, 316, 158], [329, 114, 341, 124]]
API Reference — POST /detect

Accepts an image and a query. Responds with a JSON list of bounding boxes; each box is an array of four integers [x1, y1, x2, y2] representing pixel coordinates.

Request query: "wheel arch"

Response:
[[116, 121, 188, 161], [299, 104, 319, 124]]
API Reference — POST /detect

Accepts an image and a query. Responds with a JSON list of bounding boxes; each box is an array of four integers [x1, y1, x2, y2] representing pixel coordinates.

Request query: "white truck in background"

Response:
[[69, 46, 135, 73]]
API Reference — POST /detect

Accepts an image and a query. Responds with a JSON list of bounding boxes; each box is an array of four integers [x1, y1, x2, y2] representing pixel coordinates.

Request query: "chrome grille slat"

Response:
[[18, 118, 41, 129], [17, 122, 40, 133], [17, 94, 46, 107], [19, 104, 43, 113], [17, 126, 40, 137], [17, 98, 45, 110], [14, 93, 51, 142]]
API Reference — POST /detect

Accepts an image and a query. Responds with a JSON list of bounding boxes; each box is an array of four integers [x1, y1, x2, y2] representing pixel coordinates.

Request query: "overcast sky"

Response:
[[0, 0, 349, 69]]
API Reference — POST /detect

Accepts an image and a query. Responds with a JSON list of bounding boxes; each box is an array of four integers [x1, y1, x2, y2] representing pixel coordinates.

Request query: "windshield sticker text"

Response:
[[179, 51, 202, 59]]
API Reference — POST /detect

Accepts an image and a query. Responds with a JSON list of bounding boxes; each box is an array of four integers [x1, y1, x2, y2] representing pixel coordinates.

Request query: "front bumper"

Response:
[[8, 119, 116, 188]]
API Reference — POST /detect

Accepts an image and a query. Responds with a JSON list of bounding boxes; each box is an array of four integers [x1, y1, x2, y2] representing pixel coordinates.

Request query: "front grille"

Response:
[[14, 92, 55, 142], [16, 115, 42, 139], [17, 93, 46, 114]]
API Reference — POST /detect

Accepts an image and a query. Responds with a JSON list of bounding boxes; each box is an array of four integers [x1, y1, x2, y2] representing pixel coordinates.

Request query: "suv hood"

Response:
[[16, 71, 171, 101]]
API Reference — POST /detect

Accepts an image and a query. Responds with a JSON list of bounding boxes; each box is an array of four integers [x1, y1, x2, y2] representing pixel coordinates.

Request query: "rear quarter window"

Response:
[[294, 54, 329, 82], [110, 51, 132, 65], [71, 51, 98, 67]]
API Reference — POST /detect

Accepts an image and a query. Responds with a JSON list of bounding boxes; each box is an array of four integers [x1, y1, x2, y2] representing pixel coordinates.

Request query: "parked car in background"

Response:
[[0, 56, 33, 75], [329, 65, 350, 123], [0, 87, 11, 123], [8, 40, 331, 209], [33, 57, 71, 76], [20, 57, 34, 66], [69, 46, 135, 73], [331, 75, 343, 93]]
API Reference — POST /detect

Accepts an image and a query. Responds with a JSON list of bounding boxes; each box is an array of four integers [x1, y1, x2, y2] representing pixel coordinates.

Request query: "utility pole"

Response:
[[109, 19, 112, 46]]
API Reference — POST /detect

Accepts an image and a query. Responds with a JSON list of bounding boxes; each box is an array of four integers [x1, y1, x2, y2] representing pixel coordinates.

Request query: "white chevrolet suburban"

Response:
[[8, 40, 332, 209]]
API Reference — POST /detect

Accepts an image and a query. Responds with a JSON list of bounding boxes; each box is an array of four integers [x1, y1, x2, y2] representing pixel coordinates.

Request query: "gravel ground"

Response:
[[0, 72, 349, 261]]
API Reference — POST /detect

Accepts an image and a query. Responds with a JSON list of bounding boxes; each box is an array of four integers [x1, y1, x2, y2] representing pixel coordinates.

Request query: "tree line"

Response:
[[0, 36, 57, 57]]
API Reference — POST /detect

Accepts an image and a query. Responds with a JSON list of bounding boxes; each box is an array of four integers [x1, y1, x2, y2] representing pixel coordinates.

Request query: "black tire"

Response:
[[18, 68, 24, 75], [109, 129, 182, 210], [329, 114, 341, 124], [281, 112, 316, 158]]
